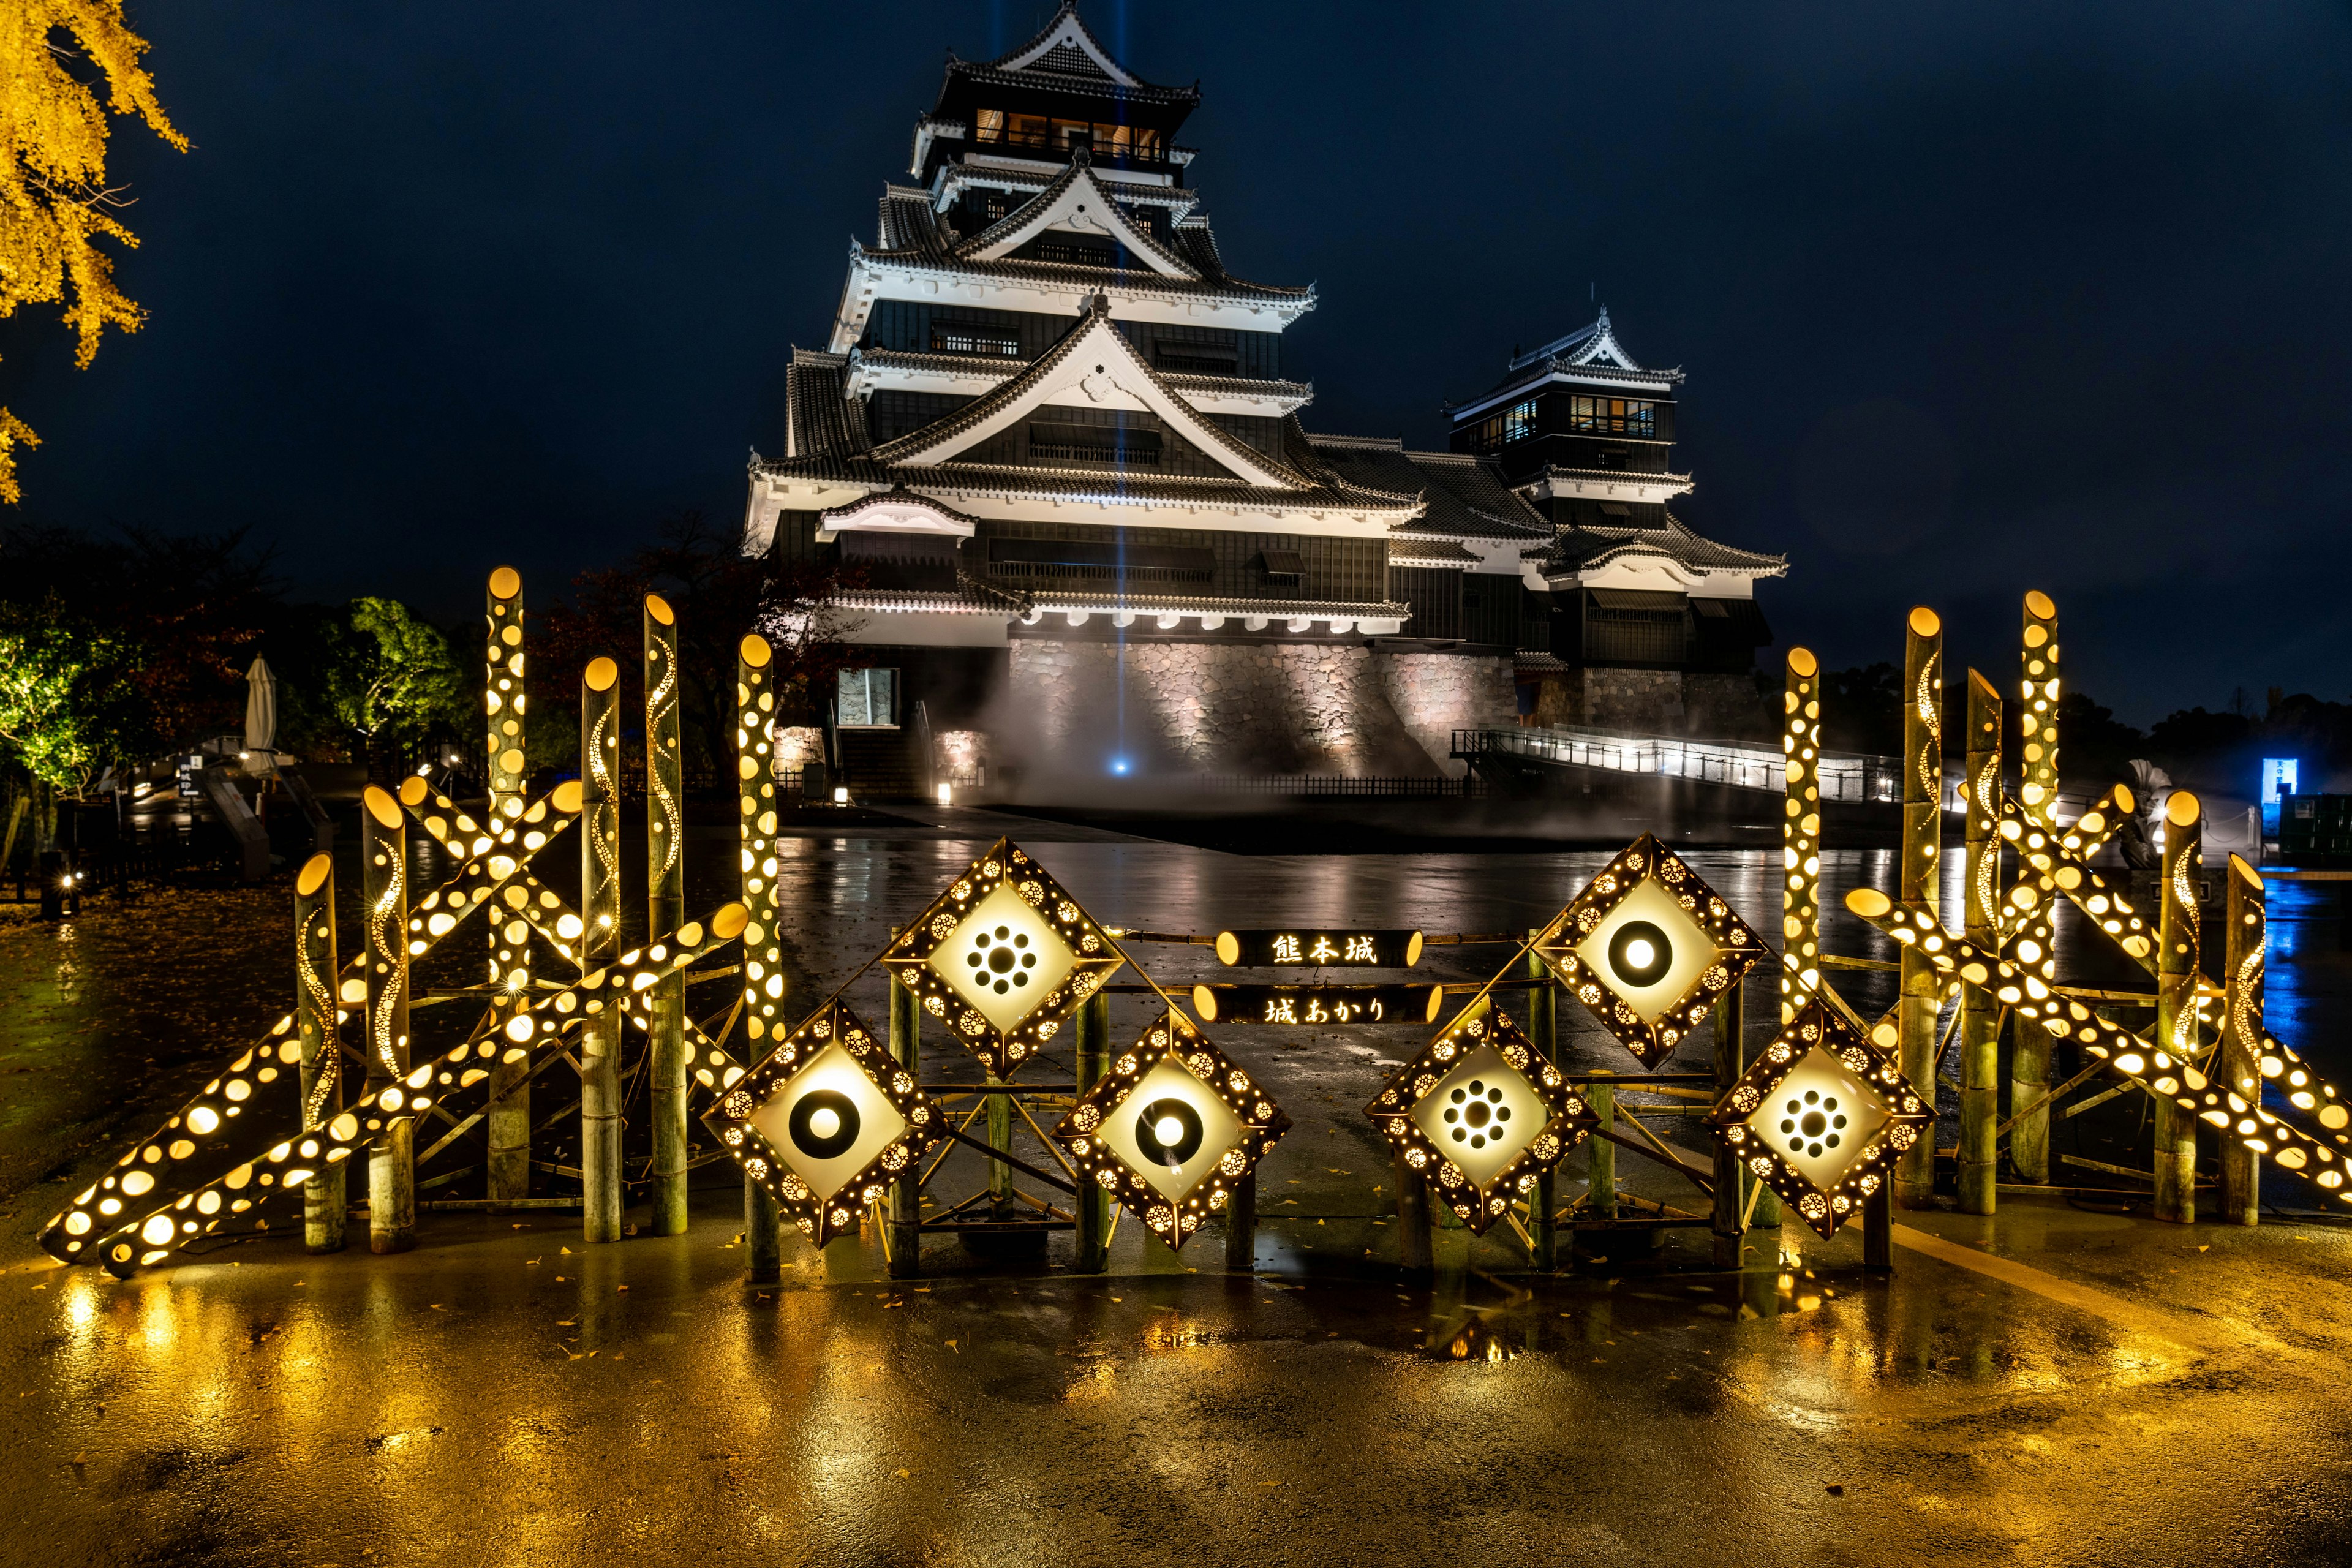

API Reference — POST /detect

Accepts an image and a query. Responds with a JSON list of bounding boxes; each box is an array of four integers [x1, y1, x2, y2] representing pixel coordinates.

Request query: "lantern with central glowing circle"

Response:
[[1050, 1009, 1290, 1250], [1366, 1003, 1597, 1234], [880, 838, 1126, 1078], [706, 997, 941, 1246], [1532, 834, 1770, 1067], [1706, 995, 1933, 1238]]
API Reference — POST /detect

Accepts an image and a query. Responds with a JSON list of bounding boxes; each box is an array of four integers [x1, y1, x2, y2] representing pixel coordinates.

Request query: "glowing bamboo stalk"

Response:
[[737, 633, 783, 1282], [1782, 647, 1823, 1023], [2154, 791, 2202, 1223], [294, 853, 345, 1253], [2222, 855, 2265, 1225], [579, 657, 623, 1243], [1897, 607, 1943, 1208], [644, 594, 688, 1234], [2009, 590, 2061, 1183], [484, 566, 532, 1203], [362, 786, 413, 1254], [1959, 669, 2003, 1215]]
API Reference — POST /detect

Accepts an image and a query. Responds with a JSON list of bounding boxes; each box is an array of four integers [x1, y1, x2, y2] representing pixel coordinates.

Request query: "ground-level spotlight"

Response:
[[832, 786, 850, 805], [937, 782, 953, 806]]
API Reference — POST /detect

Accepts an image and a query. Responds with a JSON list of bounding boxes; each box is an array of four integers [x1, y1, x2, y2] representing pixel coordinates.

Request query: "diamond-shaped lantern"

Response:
[[1366, 1003, 1596, 1235], [880, 838, 1126, 1079], [1050, 1008, 1290, 1251], [1533, 834, 1770, 1068], [705, 997, 941, 1246], [1706, 995, 1932, 1240]]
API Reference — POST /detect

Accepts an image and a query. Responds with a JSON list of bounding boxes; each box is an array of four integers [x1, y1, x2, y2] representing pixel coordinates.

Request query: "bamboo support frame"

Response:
[[2222, 855, 2265, 1224], [362, 786, 414, 1254], [1959, 669, 2003, 1214], [644, 594, 688, 1234], [2154, 792, 2202, 1223], [2009, 590, 2062, 1183], [738, 635, 784, 1281], [888, 965, 923, 1276], [1526, 931, 1558, 1270], [1710, 978, 1746, 1267], [1071, 992, 1112, 1268], [295, 853, 345, 1253], [578, 657, 624, 1243], [1897, 606, 1943, 1208], [483, 567, 532, 1203]]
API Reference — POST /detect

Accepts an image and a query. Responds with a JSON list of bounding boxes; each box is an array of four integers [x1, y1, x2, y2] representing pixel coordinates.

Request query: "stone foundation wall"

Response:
[[1005, 641, 1512, 776], [1683, 671, 1776, 742], [1580, 668, 1686, 731]]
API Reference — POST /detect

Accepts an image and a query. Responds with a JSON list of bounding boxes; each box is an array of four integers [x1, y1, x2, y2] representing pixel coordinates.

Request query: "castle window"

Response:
[[975, 108, 1005, 141], [1470, 399, 1539, 452], [930, 317, 1022, 357], [1566, 396, 1656, 436], [1028, 421, 1163, 466], [1257, 549, 1303, 584]]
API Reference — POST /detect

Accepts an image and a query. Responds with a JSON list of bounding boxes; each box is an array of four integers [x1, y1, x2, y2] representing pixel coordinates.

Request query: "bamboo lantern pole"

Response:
[[888, 964, 922, 1278], [1958, 669, 2004, 1215], [737, 634, 785, 1283], [1896, 608, 1943, 1208], [295, 852, 344, 1253], [361, 786, 413, 1254], [483, 567, 533, 1203], [1526, 930, 1558, 1270], [1709, 978, 1746, 1268], [1073, 990, 1110, 1270], [2009, 590, 2062, 1184], [578, 657, 624, 1243], [2152, 791, 2203, 1223], [1782, 647, 1824, 1024], [2222, 854, 2266, 1224], [1393, 1138, 1433, 1272], [644, 594, 689, 1234]]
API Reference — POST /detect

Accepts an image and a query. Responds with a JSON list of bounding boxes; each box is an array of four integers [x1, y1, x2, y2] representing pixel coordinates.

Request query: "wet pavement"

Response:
[[2, 807, 2350, 1566]]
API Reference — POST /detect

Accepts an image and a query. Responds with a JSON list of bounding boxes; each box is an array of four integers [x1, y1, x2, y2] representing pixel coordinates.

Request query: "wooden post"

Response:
[[2010, 589, 2062, 1184], [1586, 1075, 1616, 1223], [1862, 1185, 1893, 1272], [483, 567, 533, 1203], [361, 786, 413, 1254], [295, 853, 345, 1254], [2221, 855, 2265, 1225], [739, 635, 785, 1281], [1073, 990, 1110, 1270], [2154, 792, 2203, 1223], [1710, 980, 1746, 1268], [1958, 669, 2003, 1215], [1393, 1140, 1432, 1273], [643, 594, 688, 1235], [1526, 931, 1558, 1271], [1223, 1170, 1257, 1273], [1782, 647, 1824, 1025], [1897, 608, 1943, 1208], [986, 1073, 1015, 1219], [578, 657, 624, 1243], [887, 967, 922, 1278]]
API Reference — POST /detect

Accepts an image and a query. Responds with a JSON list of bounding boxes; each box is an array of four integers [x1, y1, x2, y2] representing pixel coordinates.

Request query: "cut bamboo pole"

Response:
[[1073, 990, 1110, 1270], [362, 786, 414, 1254], [578, 657, 624, 1243], [1959, 669, 2003, 1215], [483, 567, 533, 1203], [888, 964, 922, 1278], [643, 594, 688, 1234], [739, 635, 784, 1281], [1782, 647, 1824, 1024], [1710, 979, 1745, 1268], [1897, 607, 1944, 1208], [1393, 1139, 1432, 1272], [1586, 1075, 1616, 1224], [2154, 791, 2203, 1223], [1526, 929, 1558, 1270], [2222, 854, 2266, 1224], [295, 853, 345, 1253], [986, 1072, 1015, 1220], [2009, 590, 2062, 1184]]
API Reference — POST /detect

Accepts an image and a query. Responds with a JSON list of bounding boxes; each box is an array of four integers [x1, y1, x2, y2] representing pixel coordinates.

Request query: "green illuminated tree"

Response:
[[0, 594, 140, 790], [323, 596, 465, 755]]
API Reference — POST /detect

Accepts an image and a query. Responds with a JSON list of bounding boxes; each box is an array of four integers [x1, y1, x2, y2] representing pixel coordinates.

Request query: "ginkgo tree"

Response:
[[1, 1, 186, 502]]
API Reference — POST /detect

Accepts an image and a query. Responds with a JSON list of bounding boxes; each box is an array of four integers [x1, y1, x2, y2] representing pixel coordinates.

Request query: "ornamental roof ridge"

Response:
[[953, 154, 1197, 280], [1300, 432, 1405, 450], [1017, 589, 1413, 620], [852, 345, 1312, 404], [1538, 508, 1788, 578], [963, 3, 1146, 89], [851, 240, 1313, 307]]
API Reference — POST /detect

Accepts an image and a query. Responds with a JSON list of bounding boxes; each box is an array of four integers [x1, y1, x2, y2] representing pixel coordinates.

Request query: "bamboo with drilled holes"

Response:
[[295, 853, 345, 1253], [362, 786, 414, 1253], [1959, 669, 2003, 1214], [578, 657, 624, 1242], [1527, 930, 1559, 1270], [483, 567, 533, 1202], [2009, 590, 2062, 1183], [644, 594, 689, 1234], [1782, 647, 1824, 1023], [2154, 792, 2203, 1222], [1898, 607, 1944, 1208], [2222, 854, 2266, 1224]]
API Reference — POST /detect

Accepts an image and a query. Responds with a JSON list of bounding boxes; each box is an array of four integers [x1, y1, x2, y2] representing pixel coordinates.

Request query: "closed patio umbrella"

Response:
[[244, 657, 279, 772]]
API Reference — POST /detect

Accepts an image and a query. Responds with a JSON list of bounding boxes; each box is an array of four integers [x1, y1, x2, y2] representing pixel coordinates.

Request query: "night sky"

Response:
[[8, 1, 2350, 723]]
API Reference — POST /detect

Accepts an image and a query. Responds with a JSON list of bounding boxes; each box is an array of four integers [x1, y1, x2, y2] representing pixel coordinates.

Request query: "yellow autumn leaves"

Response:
[[1, 2, 185, 502]]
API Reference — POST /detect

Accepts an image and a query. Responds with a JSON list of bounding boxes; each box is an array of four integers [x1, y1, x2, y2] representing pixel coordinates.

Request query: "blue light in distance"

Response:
[[1110, 756, 1132, 776], [2263, 758, 2299, 805]]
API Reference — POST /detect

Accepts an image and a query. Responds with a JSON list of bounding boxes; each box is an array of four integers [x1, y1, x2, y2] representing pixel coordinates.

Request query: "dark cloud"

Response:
[[7, 1, 2349, 722]]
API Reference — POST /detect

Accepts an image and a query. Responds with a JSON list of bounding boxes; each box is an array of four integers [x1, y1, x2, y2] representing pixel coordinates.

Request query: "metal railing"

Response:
[[1453, 725, 1909, 802]]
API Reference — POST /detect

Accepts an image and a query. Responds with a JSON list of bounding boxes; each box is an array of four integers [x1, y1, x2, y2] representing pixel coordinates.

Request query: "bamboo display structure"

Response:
[[737, 635, 785, 1282], [887, 966, 922, 1278], [1897, 608, 1943, 1208], [1526, 932, 1558, 1270], [579, 657, 624, 1242], [644, 594, 689, 1234], [1072, 991, 1111, 1270], [1710, 979, 1746, 1267], [362, 786, 414, 1254], [295, 853, 344, 1253], [1958, 669, 2003, 1215], [2009, 590, 2062, 1183], [2222, 855, 2266, 1224], [483, 567, 533, 1202], [2153, 792, 2203, 1222], [1781, 647, 1823, 1023]]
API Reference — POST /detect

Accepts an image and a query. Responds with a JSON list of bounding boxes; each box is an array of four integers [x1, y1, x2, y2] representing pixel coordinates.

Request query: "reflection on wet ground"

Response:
[[1, 814, 2349, 1565]]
